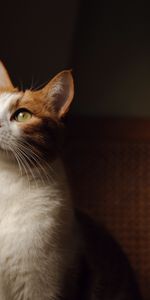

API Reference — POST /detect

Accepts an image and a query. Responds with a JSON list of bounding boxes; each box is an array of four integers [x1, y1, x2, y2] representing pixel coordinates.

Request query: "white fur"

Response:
[[0, 93, 22, 150], [49, 80, 63, 97], [0, 93, 75, 300], [0, 92, 21, 118]]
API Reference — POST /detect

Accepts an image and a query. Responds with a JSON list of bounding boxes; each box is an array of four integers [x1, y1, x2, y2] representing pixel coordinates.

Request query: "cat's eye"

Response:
[[14, 110, 32, 122]]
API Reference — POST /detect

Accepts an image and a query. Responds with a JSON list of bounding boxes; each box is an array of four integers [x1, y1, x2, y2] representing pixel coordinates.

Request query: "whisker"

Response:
[[8, 145, 22, 176], [12, 147, 32, 189], [10, 136, 56, 187], [16, 139, 56, 181], [9, 142, 36, 188], [12, 141, 46, 186], [15, 147, 40, 187], [29, 76, 39, 91], [18, 79, 24, 91], [8, 144, 32, 189]]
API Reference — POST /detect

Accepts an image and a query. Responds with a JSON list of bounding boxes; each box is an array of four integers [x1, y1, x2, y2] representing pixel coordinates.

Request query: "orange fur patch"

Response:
[[0, 66, 74, 163]]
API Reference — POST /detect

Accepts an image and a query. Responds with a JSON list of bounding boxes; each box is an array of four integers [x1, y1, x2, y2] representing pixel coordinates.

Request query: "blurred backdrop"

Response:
[[1, 1, 150, 299], [1, 0, 150, 117]]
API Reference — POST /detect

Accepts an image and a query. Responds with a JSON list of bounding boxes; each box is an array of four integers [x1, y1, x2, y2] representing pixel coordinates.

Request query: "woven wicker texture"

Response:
[[65, 134, 150, 300]]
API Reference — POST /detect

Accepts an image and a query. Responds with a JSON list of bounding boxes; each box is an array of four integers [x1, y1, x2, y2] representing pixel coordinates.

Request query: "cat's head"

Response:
[[0, 61, 74, 164]]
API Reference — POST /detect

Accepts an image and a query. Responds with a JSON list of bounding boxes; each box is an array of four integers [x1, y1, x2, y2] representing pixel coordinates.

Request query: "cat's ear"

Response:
[[42, 70, 74, 119], [0, 61, 14, 89]]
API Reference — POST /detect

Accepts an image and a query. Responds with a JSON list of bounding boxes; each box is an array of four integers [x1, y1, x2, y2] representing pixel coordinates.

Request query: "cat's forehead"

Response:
[[0, 91, 23, 116]]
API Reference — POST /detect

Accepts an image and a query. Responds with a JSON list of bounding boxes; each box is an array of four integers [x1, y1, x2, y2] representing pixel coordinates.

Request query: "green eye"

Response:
[[15, 110, 32, 122]]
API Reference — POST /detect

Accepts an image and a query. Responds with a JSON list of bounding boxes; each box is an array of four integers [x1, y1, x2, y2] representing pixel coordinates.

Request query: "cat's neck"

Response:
[[0, 150, 19, 175], [0, 150, 66, 188], [0, 150, 73, 217]]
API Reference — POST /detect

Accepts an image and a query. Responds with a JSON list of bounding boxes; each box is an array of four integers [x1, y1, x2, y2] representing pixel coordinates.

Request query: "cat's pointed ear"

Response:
[[42, 70, 74, 119], [0, 61, 14, 89]]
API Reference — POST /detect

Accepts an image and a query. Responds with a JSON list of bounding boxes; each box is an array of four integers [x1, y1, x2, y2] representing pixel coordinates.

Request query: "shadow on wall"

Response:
[[64, 117, 150, 300]]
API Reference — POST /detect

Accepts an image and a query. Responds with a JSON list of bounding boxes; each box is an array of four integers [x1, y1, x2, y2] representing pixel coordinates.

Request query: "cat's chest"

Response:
[[0, 157, 65, 239], [0, 171, 24, 200], [0, 159, 51, 227], [0, 167, 36, 237], [0, 157, 42, 201], [0, 162, 57, 259]]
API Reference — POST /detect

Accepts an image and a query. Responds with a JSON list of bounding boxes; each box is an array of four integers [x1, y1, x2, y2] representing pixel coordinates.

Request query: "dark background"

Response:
[[1, 2, 150, 299], [1, 0, 150, 117]]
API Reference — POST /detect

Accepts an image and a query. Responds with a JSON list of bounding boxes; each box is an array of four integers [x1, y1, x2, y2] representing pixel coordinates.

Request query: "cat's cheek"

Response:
[[10, 122, 22, 138]]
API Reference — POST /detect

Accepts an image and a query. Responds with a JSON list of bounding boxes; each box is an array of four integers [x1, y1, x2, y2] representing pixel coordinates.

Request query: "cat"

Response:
[[0, 61, 142, 300]]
